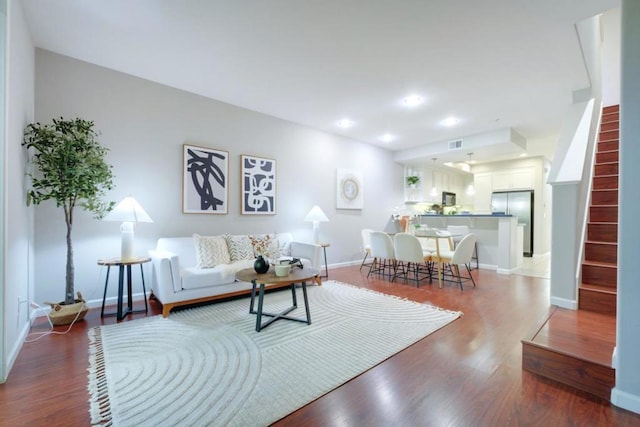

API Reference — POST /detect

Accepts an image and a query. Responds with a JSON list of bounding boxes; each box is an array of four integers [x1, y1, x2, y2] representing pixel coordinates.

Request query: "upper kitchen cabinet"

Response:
[[492, 167, 535, 191]]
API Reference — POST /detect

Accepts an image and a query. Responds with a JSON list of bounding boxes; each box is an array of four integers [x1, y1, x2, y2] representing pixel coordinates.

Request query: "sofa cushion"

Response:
[[193, 234, 231, 268], [224, 234, 255, 261], [181, 265, 237, 290], [182, 259, 254, 290], [274, 233, 293, 257]]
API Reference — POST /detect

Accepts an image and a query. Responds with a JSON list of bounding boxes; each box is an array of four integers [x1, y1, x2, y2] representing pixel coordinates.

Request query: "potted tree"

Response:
[[23, 117, 115, 325]]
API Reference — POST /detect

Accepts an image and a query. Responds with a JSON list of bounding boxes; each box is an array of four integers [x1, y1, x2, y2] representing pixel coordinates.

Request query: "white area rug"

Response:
[[88, 280, 461, 426]]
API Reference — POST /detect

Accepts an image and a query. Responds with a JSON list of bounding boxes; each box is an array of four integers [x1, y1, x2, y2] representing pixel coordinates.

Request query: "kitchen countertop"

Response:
[[418, 214, 514, 217]]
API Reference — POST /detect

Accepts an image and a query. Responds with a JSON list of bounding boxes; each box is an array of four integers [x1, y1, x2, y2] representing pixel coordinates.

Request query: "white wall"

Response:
[[602, 8, 621, 107], [33, 49, 403, 306], [612, 0, 640, 414], [1, 0, 35, 382]]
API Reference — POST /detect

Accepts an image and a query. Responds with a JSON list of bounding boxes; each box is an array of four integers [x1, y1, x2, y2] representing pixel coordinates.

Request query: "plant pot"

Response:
[[46, 292, 88, 326]]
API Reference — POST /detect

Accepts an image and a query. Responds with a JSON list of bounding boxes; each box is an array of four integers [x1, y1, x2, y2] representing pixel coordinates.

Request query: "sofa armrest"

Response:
[[149, 249, 182, 297], [290, 241, 322, 271]]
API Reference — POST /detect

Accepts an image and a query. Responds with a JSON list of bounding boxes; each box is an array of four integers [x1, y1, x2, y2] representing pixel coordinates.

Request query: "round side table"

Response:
[[97, 256, 151, 321]]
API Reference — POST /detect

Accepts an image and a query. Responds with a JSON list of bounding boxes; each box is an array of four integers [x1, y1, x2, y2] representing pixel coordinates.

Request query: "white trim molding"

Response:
[[550, 296, 578, 310], [611, 388, 640, 415]]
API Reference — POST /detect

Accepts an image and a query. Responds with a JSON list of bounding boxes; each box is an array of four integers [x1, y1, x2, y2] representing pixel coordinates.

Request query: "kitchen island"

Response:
[[416, 214, 521, 273]]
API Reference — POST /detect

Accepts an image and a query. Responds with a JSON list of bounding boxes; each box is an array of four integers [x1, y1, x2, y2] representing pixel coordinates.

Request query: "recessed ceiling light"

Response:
[[379, 133, 395, 143], [402, 95, 423, 107], [336, 118, 355, 129], [519, 153, 527, 157], [440, 117, 460, 127]]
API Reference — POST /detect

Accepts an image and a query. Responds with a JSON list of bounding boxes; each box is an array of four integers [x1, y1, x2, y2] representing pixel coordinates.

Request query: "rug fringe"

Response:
[[87, 326, 113, 426]]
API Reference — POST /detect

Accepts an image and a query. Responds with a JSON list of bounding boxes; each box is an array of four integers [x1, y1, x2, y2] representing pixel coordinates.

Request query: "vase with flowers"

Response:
[[249, 235, 272, 273]]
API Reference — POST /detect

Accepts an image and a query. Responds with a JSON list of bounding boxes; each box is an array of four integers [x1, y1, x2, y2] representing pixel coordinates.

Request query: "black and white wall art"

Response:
[[183, 144, 229, 214], [241, 154, 276, 215]]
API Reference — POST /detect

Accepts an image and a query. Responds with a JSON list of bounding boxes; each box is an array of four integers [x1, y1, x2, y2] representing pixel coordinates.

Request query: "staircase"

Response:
[[579, 104, 619, 315], [522, 105, 619, 401]]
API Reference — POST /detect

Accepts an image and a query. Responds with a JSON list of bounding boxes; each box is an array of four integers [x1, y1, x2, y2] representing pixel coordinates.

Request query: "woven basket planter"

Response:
[[46, 292, 88, 326]]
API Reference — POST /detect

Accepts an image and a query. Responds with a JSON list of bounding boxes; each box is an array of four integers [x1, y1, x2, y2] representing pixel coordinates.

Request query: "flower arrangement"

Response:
[[249, 234, 272, 257]]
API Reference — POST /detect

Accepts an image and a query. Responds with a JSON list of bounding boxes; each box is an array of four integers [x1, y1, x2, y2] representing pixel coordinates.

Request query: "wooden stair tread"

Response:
[[582, 259, 617, 268], [525, 307, 615, 367], [585, 240, 617, 245], [580, 283, 617, 294]]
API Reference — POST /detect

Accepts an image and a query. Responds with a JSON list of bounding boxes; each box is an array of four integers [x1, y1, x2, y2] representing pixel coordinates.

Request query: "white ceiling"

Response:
[[21, 0, 620, 165]]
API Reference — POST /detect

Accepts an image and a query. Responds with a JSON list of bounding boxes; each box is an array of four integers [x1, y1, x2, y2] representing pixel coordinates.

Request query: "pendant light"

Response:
[[430, 158, 438, 198], [466, 152, 476, 196]]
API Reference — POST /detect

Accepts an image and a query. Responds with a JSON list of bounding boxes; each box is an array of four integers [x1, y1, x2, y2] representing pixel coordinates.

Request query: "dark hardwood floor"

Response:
[[1, 265, 639, 426]]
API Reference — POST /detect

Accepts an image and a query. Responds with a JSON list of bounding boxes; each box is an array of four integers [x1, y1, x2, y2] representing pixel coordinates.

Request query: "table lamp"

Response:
[[304, 205, 329, 244], [103, 196, 153, 261]]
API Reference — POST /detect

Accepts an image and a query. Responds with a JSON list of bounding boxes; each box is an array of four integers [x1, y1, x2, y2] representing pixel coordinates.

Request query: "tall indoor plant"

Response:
[[23, 117, 115, 309]]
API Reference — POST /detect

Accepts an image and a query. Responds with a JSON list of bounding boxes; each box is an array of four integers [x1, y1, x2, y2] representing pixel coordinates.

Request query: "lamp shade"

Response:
[[103, 196, 153, 223], [304, 205, 329, 223]]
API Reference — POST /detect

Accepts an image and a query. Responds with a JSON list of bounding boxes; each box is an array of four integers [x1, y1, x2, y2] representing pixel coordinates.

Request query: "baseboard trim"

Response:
[[550, 296, 578, 310], [611, 387, 640, 415], [5, 316, 34, 382]]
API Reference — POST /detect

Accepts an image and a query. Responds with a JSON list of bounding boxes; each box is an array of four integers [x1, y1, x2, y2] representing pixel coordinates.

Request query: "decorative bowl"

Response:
[[274, 264, 291, 277]]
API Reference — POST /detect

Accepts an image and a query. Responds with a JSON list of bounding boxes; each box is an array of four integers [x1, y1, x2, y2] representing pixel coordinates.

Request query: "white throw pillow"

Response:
[[193, 234, 231, 268], [224, 234, 255, 261], [274, 235, 292, 257]]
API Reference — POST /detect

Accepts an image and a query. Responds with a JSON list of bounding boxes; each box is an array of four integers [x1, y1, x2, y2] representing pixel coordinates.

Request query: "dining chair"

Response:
[[391, 233, 431, 287], [437, 233, 477, 290], [359, 228, 374, 271], [367, 231, 396, 279], [446, 225, 479, 269], [418, 231, 454, 288]]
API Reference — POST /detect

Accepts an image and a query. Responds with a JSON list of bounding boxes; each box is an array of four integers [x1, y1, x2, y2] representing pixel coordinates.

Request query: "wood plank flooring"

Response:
[[1, 265, 639, 426]]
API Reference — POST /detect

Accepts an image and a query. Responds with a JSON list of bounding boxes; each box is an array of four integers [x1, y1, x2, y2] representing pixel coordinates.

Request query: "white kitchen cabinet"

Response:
[[474, 173, 493, 213], [492, 167, 534, 191], [492, 171, 511, 190], [510, 168, 535, 189]]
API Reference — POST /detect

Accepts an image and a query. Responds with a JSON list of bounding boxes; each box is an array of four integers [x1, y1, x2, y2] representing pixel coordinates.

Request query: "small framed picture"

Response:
[[183, 144, 229, 214], [337, 168, 363, 209], [241, 154, 276, 215]]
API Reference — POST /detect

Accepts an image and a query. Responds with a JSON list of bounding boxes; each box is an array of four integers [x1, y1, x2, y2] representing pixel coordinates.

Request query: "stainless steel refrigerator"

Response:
[[491, 190, 534, 257]]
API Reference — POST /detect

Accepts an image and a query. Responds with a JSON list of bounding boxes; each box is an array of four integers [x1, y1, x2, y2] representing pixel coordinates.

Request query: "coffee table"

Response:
[[236, 267, 320, 332]]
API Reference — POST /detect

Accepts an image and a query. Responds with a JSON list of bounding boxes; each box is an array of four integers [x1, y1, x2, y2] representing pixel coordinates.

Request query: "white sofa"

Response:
[[149, 233, 322, 317]]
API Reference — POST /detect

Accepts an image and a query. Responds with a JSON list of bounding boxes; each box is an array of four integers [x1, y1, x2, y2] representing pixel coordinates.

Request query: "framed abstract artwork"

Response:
[[336, 168, 363, 209], [241, 154, 276, 215], [183, 144, 229, 214]]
